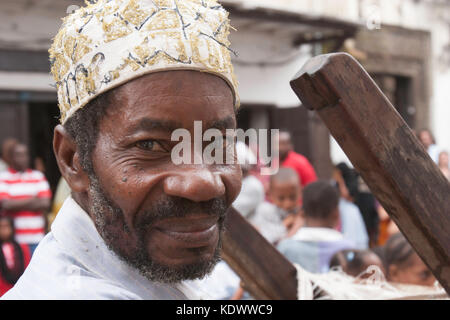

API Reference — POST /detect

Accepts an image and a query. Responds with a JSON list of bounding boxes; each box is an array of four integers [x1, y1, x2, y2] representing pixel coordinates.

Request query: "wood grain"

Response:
[[221, 206, 298, 299], [290, 52, 450, 294]]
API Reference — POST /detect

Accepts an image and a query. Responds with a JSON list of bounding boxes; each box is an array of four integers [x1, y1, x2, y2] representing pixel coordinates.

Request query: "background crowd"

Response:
[[193, 128, 447, 299], [0, 126, 448, 297]]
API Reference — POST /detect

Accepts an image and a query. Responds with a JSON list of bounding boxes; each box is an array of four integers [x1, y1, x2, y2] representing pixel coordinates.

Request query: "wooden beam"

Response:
[[290, 52, 450, 294], [221, 207, 298, 300]]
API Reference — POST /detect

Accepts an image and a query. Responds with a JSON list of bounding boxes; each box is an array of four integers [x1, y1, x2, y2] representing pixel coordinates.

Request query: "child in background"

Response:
[[277, 181, 355, 273], [329, 249, 385, 279], [384, 233, 436, 287], [0, 216, 31, 296], [250, 168, 302, 244]]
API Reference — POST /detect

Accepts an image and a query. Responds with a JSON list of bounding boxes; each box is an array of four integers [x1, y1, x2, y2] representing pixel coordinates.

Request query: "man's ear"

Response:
[[53, 125, 89, 193]]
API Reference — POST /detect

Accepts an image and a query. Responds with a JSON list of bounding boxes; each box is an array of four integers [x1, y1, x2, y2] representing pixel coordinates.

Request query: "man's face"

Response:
[[278, 132, 293, 161], [87, 71, 242, 283], [11, 144, 29, 172]]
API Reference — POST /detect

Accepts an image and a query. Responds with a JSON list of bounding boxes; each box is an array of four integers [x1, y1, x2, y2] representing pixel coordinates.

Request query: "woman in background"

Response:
[[0, 216, 31, 296], [384, 233, 436, 287]]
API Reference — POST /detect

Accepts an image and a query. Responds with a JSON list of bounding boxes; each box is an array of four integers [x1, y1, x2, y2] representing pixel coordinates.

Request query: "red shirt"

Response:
[[281, 151, 317, 187], [0, 168, 52, 244]]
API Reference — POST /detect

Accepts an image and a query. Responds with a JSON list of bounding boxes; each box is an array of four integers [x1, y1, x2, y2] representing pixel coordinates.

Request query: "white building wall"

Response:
[[229, 0, 450, 164], [230, 30, 312, 108]]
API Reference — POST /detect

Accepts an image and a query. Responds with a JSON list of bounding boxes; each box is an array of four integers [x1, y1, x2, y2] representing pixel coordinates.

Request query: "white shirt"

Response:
[[250, 202, 287, 244], [291, 227, 345, 242], [188, 261, 240, 300], [1, 196, 205, 300], [339, 198, 369, 249], [232, 175, 265, 219]]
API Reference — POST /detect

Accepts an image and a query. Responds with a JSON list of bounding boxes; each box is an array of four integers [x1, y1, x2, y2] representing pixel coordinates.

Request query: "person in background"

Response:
[[377, 204, 399, 246], [277, 181, 355, 273], [417, 129, 440, 164], [0, 139, 18, 172], [232, 141, 265, 219], [226, 168, 304, 301], [329, 249, 385, 279], [384, 233, 436, 287], [277, 130, 317, 188], [0, 143, 52, 254], [355, 175, 379, 248], [0, 216, 31, 296], [249, 168, 301, 245], [438, 150, 450, 181], [335, 162, 379, 248], [333, 165, 369, 249]]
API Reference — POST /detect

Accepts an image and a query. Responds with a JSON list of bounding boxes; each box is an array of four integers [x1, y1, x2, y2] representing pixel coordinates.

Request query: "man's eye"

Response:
[[135, 140, 165, 152]]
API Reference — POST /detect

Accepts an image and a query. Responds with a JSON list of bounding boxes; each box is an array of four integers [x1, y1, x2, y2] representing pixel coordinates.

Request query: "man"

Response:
[[277, 181, 355, 274], [277, 131, 317, 187], [2, 0, 242, 299], [417, 129, 440, 164], [0, 143, 52, 254], [0, 139, 18, 172]]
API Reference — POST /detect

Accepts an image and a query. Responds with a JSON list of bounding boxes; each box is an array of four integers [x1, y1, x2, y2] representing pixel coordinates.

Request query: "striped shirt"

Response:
[[1, 196, 208, 299], [0, 168, 52, 244]]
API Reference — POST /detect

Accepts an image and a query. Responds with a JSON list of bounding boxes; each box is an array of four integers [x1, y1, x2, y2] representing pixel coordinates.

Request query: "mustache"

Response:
[[137, 196, 229, 228]]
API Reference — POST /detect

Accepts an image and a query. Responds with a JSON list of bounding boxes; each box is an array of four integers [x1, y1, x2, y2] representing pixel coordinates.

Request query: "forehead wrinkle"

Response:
[[129, 93, 231, 106]]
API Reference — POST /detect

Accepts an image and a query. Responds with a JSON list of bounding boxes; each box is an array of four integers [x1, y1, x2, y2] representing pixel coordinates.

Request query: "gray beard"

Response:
[[87, 174, 226, 284]]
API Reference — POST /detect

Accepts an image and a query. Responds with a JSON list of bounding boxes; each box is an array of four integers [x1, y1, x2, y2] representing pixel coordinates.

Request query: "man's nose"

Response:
[[163, 168, 226, 202]]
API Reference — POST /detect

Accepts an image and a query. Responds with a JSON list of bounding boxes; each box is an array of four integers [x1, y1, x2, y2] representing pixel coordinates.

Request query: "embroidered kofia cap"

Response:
[[49, 0, 239, 123]]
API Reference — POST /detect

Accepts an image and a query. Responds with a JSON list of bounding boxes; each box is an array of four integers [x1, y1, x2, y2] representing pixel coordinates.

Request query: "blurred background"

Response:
[[0, 0, 449, 192]]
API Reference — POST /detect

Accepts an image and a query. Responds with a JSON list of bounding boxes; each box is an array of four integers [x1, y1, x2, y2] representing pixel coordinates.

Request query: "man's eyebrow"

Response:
[[207, 115, 236, 131], [129, 118, 182, 133]]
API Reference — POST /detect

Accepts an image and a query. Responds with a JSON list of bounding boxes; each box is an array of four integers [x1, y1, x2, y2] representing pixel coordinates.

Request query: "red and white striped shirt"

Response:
[[0, 168, 52, 244]]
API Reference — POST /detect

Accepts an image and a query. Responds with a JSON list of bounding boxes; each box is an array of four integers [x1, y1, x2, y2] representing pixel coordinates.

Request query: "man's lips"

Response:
[[152, 215, 220, 247]]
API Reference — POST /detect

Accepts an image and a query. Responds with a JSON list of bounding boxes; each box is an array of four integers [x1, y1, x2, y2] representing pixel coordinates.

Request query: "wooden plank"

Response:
[[221, 206, 298, 300], [290, 52, 450, 294]]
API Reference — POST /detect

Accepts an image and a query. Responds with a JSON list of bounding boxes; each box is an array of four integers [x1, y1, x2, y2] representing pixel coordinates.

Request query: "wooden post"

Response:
[[221, 207, 298, 299], [289, 52, 450, 294]]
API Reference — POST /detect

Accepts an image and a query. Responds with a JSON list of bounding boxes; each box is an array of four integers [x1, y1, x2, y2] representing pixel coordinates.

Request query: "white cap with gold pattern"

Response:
[[49, 0, 239, 123]]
